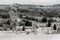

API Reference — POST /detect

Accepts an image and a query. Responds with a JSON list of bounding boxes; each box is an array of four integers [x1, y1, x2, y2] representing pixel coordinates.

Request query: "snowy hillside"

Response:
[[0, 30, 59, 40]]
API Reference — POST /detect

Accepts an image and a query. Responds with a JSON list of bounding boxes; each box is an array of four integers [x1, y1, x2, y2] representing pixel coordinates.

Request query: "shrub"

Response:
[[0, 14, 10, 19], [41, 17, 47, 22], [19, 14, 23, 18], [48, 18, 56, 22], [25, 21, 32, 26], [6, 20, 10, 25]]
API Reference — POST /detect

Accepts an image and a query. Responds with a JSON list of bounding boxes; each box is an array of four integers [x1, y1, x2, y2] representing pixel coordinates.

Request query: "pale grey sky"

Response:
[[0, 0, 60, 5]]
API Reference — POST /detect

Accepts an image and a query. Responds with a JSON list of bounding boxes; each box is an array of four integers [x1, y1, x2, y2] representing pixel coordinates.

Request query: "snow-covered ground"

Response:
[[0, 28, 60, 40]]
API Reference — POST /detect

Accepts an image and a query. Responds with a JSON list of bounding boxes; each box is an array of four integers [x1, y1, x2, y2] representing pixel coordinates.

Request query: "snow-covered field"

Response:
[[0, 29, 60, 40]]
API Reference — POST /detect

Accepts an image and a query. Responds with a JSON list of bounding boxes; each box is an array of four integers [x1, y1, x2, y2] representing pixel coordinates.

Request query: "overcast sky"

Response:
[[0, 0, 60, 5]]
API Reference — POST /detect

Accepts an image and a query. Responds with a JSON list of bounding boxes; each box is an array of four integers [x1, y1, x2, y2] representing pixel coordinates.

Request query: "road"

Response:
[[0, 31, 60, 40]]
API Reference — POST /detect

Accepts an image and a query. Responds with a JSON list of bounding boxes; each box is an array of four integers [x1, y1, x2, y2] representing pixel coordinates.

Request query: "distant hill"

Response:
[[0, 5, 10, 9], [0, 4, 60, 18], [52, 4, 60, 7]]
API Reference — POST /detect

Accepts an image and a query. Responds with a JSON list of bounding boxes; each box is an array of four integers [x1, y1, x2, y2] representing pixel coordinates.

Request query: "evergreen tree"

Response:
[[53, 24, 56, 30], [22, 25, 25, 31], [47, 20, 51, 27]]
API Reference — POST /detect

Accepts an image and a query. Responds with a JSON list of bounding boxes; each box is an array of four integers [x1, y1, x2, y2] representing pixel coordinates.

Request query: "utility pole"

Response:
[[32, 21, 37, 34], [8, 4, 18, 31]]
